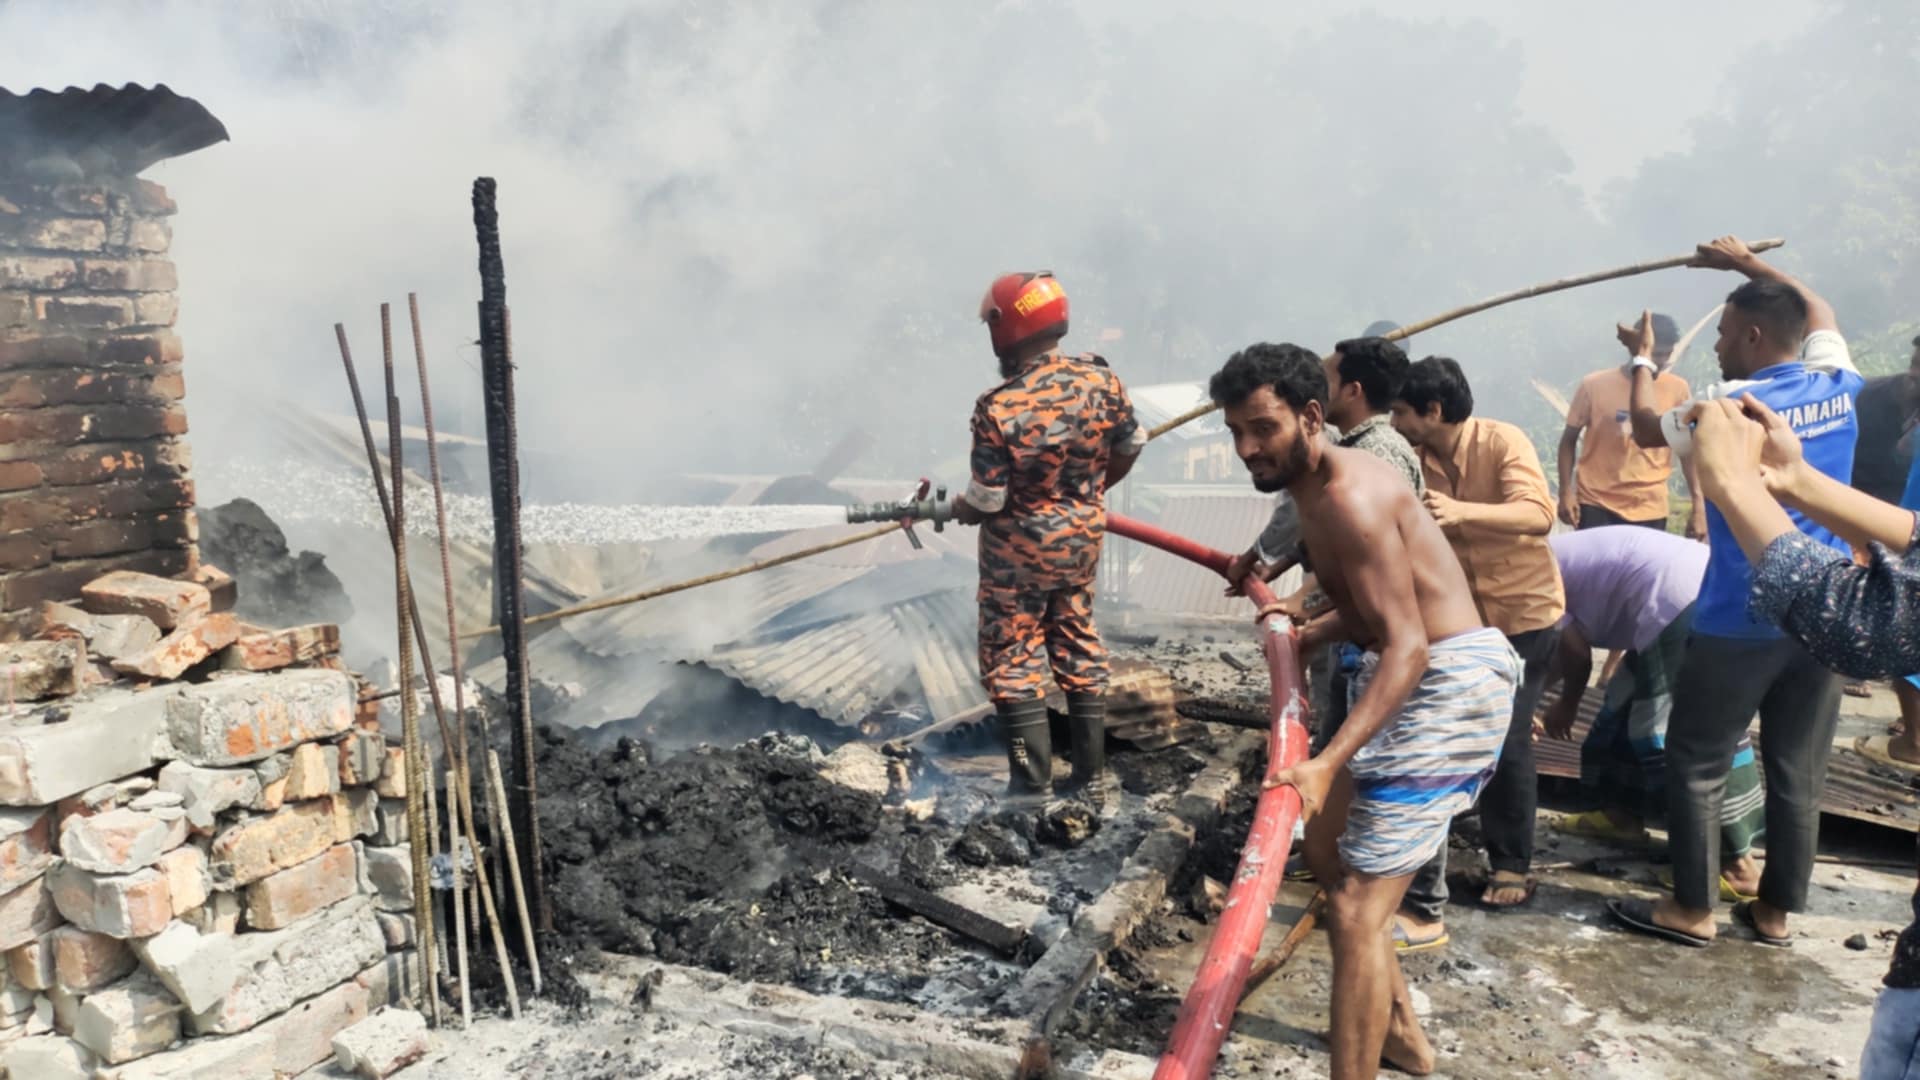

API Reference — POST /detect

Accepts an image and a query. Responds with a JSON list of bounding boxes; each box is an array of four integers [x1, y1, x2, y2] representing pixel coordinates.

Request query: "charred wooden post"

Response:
[[471, 177, 550, 941]]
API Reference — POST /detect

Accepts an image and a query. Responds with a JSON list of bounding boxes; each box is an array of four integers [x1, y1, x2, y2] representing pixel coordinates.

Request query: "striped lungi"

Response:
[[1341, 626, 1521, 878]]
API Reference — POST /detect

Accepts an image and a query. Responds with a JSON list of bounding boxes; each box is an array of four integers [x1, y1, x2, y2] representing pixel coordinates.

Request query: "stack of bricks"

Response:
[[0, 179, 197, 641], [0, 568, 425, 1077]]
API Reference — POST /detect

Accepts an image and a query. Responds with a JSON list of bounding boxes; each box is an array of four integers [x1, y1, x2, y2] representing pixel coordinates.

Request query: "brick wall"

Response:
[[0, 179, 196, 636]]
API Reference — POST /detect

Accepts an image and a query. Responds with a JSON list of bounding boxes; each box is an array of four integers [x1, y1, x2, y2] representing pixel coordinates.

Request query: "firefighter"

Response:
[[951, 272, 1147, 801]]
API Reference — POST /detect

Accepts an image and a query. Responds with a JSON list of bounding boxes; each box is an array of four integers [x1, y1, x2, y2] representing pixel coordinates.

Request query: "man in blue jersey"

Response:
[[1609, 235, 1862, 948]]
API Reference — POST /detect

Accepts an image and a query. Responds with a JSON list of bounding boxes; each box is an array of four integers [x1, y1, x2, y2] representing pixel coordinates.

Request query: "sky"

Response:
[[0, 0, 1835, 497]]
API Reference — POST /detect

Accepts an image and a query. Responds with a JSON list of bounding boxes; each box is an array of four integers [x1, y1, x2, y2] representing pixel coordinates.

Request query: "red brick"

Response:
[[39, 296, 132, 329], [50, 926, 135, 991], [0, 531, 50, 572], [189, 563, 232, 614], [243, 843, 356, 930], [80, 569, 208, 629], [75, 259, 176, 293], [52, 512, 193, 560], [48, 187, 109, 216], [131, 294, 177, 328], [0, 875, 58, 951], [221, 623, 340, 673], [0, 292, 29, 330], [0, 807, 52, 895], [0, 369, 184, 410], [7, 934, 54, 990], [111, 611, 239, 680], [208, 799, 337, 888], [129, 221, 170, 254], [155, 845, 208, 915], [283, 744, 339, 801], [37, 440, 189, 488], [131, 182, 175, 216], [0, 461, 40, 493], [0, 334, 85, 371], [90, 332, 180, 369], [1, 549, 193, 611], [373, 748, 408, 799], [46, 862, 170, 939], [0, 256, 79, 290]]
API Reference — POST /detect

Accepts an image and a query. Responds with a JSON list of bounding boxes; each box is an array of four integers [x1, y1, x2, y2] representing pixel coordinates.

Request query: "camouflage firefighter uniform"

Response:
[[966, 352, 1145, 704]]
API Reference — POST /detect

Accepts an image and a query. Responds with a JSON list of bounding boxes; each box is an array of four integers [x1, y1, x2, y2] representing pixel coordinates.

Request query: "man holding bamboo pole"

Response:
[[1611, 235, 1862, 948]]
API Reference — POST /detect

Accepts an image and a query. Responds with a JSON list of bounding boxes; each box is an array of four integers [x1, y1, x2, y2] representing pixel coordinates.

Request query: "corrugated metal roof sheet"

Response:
[[698, 582, 985, 728], [1536, 685, 1920, 833], [1119, 487, 1303, 620], [0, 83, 228, 178]]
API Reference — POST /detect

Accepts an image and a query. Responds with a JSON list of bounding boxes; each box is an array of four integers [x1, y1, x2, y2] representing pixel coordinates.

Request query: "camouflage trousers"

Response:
[[977, 581, 1109, 704]]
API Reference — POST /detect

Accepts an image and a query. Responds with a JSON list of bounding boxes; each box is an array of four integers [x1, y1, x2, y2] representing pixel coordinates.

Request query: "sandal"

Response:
[[1477, 871, 1536, 910], [1391, 916, 1449, 954], [1732, 901, 1792, 948], [1553, 810, 1651, 847], [1855, 735, 1920, 774], [1656, 870, 1760, 904], [1606, 898, 1711, 948]]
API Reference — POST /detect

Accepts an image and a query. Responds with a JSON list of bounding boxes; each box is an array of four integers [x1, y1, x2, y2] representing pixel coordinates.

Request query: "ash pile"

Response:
[[521, 707, 1230, 1018]]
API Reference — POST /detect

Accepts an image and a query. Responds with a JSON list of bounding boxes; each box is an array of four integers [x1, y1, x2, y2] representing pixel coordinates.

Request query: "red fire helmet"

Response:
[[979, 271, 1069, 358]]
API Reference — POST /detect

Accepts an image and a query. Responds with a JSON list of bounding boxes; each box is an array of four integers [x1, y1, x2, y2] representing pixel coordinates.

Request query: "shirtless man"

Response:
[[1209, 343, 1521, 1079]]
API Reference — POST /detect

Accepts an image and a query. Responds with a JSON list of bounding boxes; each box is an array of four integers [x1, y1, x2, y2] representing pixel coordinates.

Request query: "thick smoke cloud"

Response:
[[0, 0, 1896, 504]]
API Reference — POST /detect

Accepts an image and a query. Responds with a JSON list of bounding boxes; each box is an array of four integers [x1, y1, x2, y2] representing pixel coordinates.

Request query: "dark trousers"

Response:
[[1666, 633, 1842, 912], [1577, 504, 1667, 531], [1473, 627, 1560, 875]]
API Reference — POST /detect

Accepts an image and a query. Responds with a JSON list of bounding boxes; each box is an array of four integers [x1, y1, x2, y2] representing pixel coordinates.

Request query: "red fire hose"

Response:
[[1104, 513, 1310, 1080]]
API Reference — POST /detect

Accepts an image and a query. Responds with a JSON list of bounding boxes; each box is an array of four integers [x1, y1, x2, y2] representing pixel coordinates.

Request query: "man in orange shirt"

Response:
[[1556, 313, 1707, 539], [1392, 357, 1566, 911]]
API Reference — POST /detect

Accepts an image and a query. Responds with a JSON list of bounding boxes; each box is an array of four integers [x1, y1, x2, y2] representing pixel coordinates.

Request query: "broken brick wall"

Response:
[[0, 178, 197, 636]]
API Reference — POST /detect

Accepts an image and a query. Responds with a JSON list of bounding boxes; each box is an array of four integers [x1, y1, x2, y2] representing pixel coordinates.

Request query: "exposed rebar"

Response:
[[385, 303, 442, 1027]]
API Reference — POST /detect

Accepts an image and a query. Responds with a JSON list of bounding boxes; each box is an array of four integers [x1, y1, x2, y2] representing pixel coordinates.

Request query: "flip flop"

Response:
[[1392, 918, 1449, 954], [1606, 898, 1712, 948], [1855, 735, 1920, 773], [1656, 870, 1760, 904], [1477, 872, 1537, 910], [1732, 901, 1792, 948], [1554, 810, 1652, 847]]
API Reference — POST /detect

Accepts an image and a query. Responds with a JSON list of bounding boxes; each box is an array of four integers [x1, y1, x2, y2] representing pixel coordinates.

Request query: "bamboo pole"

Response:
[[446, 766, 471, 1028], [337, 317, 520, 1019], [384, 304, 442, 1027], [1239, 890, 1325, 1000], [462, 521, 907, 639], [487, 749, 543, 995], [1144, 238, 1785, 441]]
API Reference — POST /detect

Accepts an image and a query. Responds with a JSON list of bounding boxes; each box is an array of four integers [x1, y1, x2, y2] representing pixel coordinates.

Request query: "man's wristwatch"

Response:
[[1629, 354, 1658, 374]]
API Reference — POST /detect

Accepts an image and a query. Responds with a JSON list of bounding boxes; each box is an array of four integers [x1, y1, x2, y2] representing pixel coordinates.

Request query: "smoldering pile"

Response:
[[533, 726, 965, 996]]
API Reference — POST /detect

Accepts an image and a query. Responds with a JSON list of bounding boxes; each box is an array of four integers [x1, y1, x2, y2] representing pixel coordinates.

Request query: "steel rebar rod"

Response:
[[385, 304, 442, 1027], [336, 317, 525, 1019]]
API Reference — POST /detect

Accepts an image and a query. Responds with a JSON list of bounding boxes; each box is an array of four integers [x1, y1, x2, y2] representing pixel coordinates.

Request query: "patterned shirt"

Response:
[[1744, 511, 1920, 990], [1746, 512, 1920, 681], [1254, 414, 1424, 564], [966, 352, 1144, 589]]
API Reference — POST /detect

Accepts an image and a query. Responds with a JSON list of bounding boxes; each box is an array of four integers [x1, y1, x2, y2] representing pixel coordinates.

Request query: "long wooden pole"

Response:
[[461, 521, 907, 639], [464, 239, 1781, 640], [1145, 238, 1785, 440]]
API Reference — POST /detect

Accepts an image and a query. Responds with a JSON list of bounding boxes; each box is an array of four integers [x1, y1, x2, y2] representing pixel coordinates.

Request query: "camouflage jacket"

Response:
[[966, 352, 1145, 589]]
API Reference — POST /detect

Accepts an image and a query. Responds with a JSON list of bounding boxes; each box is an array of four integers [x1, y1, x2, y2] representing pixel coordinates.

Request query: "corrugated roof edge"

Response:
[[0, 83, 229, 178]]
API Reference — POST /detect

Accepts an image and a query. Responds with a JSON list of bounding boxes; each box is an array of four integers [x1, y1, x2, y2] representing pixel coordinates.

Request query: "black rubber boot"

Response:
[[1066, 693, 1113, 798], [998, 699, 1054, 800]]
